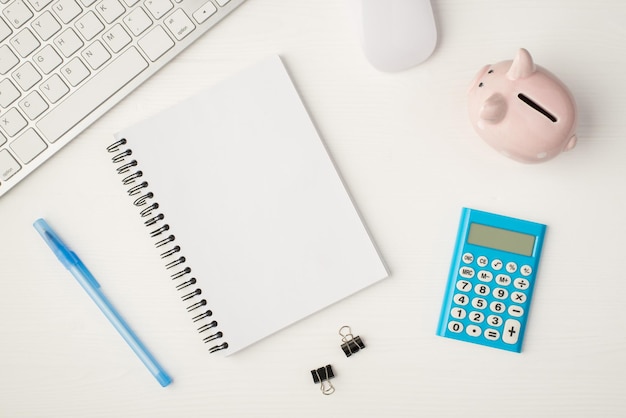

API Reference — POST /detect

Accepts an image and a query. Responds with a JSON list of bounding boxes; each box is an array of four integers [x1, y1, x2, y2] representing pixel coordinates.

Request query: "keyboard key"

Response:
[[0, 44, 19, 74], [25, 0, 53, 12], [10, 128, 46, 163], [12, 61, 42, 90], [74, 11, 104, 40], [0, 78, 21, 107], [3, 0, 34, 28], [138, 25, 173, 61], [192, 1, 216, 24], [164, 8, 194, 40], [19, 90, 48, 119], [1, 107, 28, 136], [33, 44, 63, 73], [0, 17, 13, 42], [30, 10, 61, 40], [216, 0, 230, 5], [0, 131, 6, 146], [51, 0, 81, 23], [103, 23, 131, 52], [40, 73, 69, 102], [37, 46, 148, 142], [10, 27, 40, 57], [95, 0, 125, 23], [144, 0, 172, 20], [53, 27, 83, 57], [60, 56, 90, 86], [123, 6, 151, 36], [81, 40, 111, 69], [0, 149, 21, 180]]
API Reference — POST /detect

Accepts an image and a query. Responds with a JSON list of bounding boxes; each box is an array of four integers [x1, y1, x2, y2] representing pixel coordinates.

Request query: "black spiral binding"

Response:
[[106, 138, 228, 354]]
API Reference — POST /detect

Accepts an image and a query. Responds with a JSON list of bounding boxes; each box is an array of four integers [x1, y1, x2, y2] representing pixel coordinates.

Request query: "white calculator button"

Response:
[[487, 315, 502, 327], [459, 266, 475, 279], [508, 305, 524, 317], [477, 270, 493, 282], [502, 319, 521, 345], [456, 280, 472, 292], [448, 321, 463, 333], [453, 294, 469, 306], [471, 297, 487, 310], [469, 311, 484, 323], [493, 288, 508, 300], [514, 278, 530, 290], [520, 265, 532, 276], [476, 255, 488, 267], [474, 284, 490, 296], [462, 252, 474, 264], [511, 291, 527, 304], [484, 329, 500, 340], [466, 325, 481, 337], [450, 307, 466, 319], [506, 262, 517, 273], [495, 274, 511, 286], [491, 259, 503, 270], [490, 301, 505, 313]]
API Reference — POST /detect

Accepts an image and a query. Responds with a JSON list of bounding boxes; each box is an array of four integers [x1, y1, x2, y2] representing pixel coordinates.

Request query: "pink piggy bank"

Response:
[[468, 48, 577, 163]]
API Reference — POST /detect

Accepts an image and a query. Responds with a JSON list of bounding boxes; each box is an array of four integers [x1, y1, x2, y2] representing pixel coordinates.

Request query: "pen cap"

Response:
[[33, 218, 80, 269]]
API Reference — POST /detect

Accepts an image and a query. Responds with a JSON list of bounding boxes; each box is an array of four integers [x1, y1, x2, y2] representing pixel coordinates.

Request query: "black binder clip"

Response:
[[339, 326, 365, 357], [311, 364, 335, 395]]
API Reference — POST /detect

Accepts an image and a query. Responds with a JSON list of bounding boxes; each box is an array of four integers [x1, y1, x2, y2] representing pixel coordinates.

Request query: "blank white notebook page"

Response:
[[114, 55, 388, 354]]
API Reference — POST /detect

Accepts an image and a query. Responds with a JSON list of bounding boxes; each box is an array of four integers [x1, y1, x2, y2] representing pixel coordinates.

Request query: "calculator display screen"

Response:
[[467, 223, 535, 256]]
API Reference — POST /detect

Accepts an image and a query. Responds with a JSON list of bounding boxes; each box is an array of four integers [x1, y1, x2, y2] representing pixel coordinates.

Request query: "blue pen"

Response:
[[33, 218, 172, 387]]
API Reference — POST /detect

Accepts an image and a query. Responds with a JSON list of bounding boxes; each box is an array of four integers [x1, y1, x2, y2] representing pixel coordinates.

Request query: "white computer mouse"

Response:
[[348, 0, 437, 72]]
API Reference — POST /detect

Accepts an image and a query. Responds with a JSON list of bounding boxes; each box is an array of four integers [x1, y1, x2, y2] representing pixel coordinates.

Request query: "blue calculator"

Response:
[[437, 208, 546, 352]]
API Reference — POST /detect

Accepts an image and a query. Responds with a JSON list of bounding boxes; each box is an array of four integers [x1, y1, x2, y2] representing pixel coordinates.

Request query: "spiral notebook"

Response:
[[105, 56, 388, 355]]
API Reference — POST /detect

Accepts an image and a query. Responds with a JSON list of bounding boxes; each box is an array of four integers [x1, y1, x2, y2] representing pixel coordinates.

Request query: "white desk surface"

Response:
[[2, 1, 625, 417]]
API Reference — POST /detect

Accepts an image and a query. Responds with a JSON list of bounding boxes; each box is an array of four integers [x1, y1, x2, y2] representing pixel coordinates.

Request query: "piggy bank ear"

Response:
[[507, 48, 536, 80], [478, 93, 507, 126]]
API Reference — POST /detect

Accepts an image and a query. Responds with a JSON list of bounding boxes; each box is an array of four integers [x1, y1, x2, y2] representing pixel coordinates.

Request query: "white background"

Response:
[[1, 0, 625, 417]]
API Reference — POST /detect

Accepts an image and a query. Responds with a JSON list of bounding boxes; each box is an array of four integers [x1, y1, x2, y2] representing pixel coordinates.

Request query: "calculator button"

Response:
[[490, 301, 505, 313], [511, 292, 527, 303], [514, 278, 530, 290], [448, 321, 463, 333], [466, 325, 481, 337], [491, 259, 503, 270], [459, 267, 475, 279], [506, 262, 517, 273], [471, 297, 487, 309], [456, 280, 472, 292], [520, 265, 532, 276], [495, 274, 511, 286], [487, 315, 502, 327], [469, 311, 484, 323], [450, 307, 466, 319], [462, 253, 474, 264], [493, 288, 508, 299], [502, 319, 521, 345], [484, 329, 500, 340], [477, 270, 493, 282], [453, 294, 469, 306], [474, 284, 490, 296], [476, 255, 488, 267], [508, 305, 524, 317]]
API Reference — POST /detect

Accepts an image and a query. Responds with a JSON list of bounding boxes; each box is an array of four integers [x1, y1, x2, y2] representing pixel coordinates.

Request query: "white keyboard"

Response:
[[0, 0, 246, 197]]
